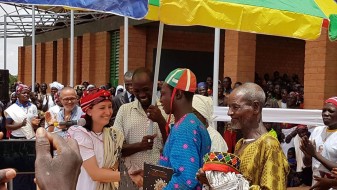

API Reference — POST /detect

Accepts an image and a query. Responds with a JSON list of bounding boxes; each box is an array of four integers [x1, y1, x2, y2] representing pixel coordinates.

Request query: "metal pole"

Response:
[[124, 17, 128, 74], [32, 6, 35, 92], [149, 22, 164, 135], [4, 15, 7, 70], [70, 10, 74, 87], [212, 28, 220, 129], [8, 180, 13, 190]]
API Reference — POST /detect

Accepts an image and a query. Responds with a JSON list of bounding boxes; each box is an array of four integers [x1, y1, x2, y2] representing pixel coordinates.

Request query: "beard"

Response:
[[231, 122, 242, 130]]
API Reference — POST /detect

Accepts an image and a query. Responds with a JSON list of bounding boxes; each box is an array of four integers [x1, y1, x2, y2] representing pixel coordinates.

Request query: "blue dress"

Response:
[[159, 113, 211, 189]]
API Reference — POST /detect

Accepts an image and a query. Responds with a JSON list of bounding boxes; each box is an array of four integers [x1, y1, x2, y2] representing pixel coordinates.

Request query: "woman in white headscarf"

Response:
[[192, 94, 228, 152]]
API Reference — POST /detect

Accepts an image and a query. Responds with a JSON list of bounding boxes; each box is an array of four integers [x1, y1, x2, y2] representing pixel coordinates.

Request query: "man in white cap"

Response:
[[192, 94, 228, 152]]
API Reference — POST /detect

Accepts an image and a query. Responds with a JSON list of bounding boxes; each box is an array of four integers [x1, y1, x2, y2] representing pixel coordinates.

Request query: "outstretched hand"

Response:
[[35, 128, 82, 190]]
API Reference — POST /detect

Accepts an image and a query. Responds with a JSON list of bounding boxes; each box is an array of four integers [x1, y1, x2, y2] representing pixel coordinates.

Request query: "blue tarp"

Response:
[[0, 0, 148, 19]]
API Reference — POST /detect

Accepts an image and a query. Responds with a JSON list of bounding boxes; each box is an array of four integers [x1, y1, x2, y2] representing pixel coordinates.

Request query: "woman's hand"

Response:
[[310, 176, 337, 190], [300, 136, 317, 158], [129, 169, 144, 187]]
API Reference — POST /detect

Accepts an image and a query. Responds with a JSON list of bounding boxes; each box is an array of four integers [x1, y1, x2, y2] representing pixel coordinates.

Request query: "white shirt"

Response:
[[68, 126, 104, 190], [6, 103, 38, 137], [207, 127, 228, 152], [310, 126, 337, 175], [113, 99, 164, 173], [41, 94, 56, 110]]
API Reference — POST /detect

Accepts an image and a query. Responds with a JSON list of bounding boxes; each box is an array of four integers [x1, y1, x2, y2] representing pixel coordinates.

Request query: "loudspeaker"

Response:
[[0, 70, 9, 103]]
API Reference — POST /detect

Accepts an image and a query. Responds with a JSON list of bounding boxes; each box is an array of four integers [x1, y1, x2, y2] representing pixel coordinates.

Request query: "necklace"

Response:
[[322, 128, 336, 142], [91, 131, 103, 136]]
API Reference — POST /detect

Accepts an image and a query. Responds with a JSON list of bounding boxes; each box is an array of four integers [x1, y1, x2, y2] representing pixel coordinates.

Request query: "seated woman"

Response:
[[68, 88, 124, 190]]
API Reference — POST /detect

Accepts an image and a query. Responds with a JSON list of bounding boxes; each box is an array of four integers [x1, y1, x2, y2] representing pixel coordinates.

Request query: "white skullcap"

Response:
[[49, 81, 64, 90], [192, 94, 213, 125], [115, 85, 124, 96]]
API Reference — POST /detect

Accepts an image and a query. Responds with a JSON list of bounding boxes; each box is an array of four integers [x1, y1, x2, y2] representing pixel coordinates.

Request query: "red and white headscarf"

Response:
[[80, 88, 112, 113], [16, 84, 30, 94], [325, 97, 337, 107]]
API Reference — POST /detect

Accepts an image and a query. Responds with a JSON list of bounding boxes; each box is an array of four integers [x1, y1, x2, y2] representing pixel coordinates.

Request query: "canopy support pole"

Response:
[[212, 28, 221, 129], [70, 10, 74, 87], [4, 15, 7, 70], [32, 5, 36, 92], [149, 22, 164, 135], [124, 17, 128, 74]]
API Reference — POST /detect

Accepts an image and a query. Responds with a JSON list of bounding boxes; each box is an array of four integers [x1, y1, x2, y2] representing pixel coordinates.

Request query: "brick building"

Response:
[[17, 17, 337, 109]]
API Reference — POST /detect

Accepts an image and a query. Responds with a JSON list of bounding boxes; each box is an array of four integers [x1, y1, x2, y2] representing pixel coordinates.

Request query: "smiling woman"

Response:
[[67, 88, 124, 190]]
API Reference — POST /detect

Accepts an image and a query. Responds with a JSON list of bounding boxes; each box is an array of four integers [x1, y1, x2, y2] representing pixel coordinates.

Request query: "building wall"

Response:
[[146, 27, 215, 71], [18, 32, 110, 89], [17, 23, 337, 110], [255, 35, 305, 83]]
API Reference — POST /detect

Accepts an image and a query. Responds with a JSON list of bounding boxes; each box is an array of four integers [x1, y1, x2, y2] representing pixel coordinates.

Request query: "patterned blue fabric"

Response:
[[159, 113, 211, 190], [0, 0, 148, 19]]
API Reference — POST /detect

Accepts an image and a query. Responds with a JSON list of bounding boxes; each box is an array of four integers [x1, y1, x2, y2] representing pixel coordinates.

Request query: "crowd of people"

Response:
[[0, 68, 337, 190]]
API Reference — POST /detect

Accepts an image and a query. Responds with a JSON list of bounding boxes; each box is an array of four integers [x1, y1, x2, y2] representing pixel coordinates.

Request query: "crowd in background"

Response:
[[0, 69, 325, 189]]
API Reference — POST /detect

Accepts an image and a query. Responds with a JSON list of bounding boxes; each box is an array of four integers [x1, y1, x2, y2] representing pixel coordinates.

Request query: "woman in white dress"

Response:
[[300, 97, 337, 188], [68, 88, 124, 190]]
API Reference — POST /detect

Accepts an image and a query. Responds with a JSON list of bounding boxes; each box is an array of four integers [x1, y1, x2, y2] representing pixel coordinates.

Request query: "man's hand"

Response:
[[35, 128, 82, 190], [140, 134, 157, 151], [0, 169, 16, 190], [146, 105, 165, 124], [196, 168, 210, 186], [310, 176, 337, 190]]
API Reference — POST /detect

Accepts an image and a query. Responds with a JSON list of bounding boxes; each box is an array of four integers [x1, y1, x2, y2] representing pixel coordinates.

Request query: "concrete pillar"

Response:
[[224, 31, 256, 84], [304, 29, 337, 109], [57, 38, 69, 85], [36, 43, 45, 83]]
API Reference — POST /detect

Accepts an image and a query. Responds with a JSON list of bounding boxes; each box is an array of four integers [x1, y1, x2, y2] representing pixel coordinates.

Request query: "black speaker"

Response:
[[0, 69, 9, 103]]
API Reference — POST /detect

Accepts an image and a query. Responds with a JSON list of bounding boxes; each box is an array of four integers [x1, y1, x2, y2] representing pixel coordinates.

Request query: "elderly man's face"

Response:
[[227, 92, 254, 129]]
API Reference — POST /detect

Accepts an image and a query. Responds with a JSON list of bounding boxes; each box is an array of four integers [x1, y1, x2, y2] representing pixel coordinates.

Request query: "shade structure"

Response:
[[0, 0, 148, 19], [146, 0, 337, 41]]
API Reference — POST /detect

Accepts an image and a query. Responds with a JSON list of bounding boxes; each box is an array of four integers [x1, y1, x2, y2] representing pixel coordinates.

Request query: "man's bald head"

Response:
[[231, 83, 265, 111]]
